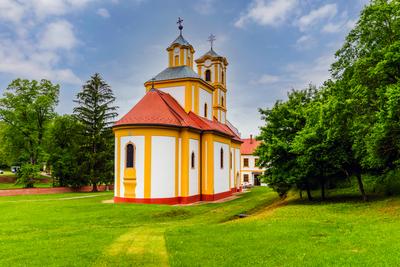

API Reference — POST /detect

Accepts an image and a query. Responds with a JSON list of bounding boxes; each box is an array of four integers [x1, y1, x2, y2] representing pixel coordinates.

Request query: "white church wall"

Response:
[[159, 86, 185, 108], [235, 148, 241, 188], [188, 138, 199, 196], [230, 147, 234, 188], [199, 88, 212, 119], [213, 141, 230, 194], [151, 136, 176, 198], [120, 136, 145, 198]]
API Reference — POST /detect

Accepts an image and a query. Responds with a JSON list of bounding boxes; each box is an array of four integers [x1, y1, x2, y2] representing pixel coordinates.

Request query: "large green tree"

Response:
[[73, 73, 117, 191], [256, 86, 317, 199], [46, 115, 84, 187]]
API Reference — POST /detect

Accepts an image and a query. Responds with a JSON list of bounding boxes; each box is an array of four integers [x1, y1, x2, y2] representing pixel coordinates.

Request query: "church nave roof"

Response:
[[150, 65, 200, 82]]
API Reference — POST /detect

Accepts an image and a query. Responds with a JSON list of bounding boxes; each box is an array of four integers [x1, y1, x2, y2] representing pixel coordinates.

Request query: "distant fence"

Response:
[[0, 185, 114, 197]]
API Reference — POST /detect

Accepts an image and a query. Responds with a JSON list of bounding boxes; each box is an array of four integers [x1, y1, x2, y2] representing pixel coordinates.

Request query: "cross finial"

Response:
[[208, 34, 216, 50], [177, 17, 183, 35]]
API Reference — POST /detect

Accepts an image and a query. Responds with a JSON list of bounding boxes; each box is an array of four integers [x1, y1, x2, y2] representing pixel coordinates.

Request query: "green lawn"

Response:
[[0, 188, 399, 266]]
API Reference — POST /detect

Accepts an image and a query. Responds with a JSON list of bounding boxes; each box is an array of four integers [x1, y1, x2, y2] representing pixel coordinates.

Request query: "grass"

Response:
[[0, 170, 53, 189], [0, 187, 399, 266]]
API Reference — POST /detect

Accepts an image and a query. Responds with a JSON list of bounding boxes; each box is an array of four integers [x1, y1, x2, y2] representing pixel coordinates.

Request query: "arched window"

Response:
[[191, 152, 195, 169], [220, 148, 224, 169], [221, 96, 224, 107], [126, 143, 135, 168], [230, 152, 232, 169], [174, 55, 179, 66], [221, 71, 224, 84], [205, 69, 211, 81], [204, 103, 208, 118]]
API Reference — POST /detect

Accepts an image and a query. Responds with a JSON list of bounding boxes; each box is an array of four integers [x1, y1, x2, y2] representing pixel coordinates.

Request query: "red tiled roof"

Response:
[[114, 89, 242, 142], [241, 138, 261, 155]]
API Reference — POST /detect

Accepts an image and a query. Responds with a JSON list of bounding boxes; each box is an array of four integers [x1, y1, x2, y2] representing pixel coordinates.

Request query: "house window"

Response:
[[244, 174, 249, 182], [220, 148, 224, 169], [126, 143, 135, 168], [243, 158, 249, 167], [191, 152, 195, 169], [205, 69, 211, 81], [204, 103, 208, 118]]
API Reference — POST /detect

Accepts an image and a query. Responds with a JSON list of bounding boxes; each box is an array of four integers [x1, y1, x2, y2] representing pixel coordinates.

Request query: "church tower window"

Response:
[[204, 103, 208, 118], [220, 148, 224, 169], [174, 55, 179, 66], [126, 143, 135, 168], [191, 152, 195, 169], [221, 96, 224, 107], [221, 71, 224, 84], [205, 69, 211, 81]]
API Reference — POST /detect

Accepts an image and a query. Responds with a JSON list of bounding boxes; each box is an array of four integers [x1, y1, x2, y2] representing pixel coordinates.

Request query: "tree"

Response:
[[256, 86, 317, 199], [329, 0, 400, 200], [0, 79, 59, 187], [0, 79, 59, 165], [73, 73, 117, 191], [46, 115, 85, 187]]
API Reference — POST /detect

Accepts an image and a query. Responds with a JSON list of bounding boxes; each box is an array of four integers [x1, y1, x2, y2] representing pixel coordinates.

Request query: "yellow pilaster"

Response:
[[181, 130, 189, 196], [185, 82, 192, 112], [144, 135, 152, 198], [175, 136, 179, 197], [194, 84, 199, 114], [180, 48, 184, 66], [116, 136, 121, 197], [204, 133, 214, 194], [169, 50, 173, 67]]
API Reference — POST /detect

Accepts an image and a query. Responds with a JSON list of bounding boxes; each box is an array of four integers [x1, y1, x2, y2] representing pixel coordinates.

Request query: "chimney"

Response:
[[250, 134, 253, 144]]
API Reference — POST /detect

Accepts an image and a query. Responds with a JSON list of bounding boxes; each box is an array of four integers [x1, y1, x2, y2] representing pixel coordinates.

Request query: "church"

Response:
[[113, 19, 242, 204]]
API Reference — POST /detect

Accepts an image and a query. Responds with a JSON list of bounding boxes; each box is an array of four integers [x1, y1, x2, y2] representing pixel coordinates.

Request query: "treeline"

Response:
[[0, 74, 117, 190], [256, 0, 400, 200]]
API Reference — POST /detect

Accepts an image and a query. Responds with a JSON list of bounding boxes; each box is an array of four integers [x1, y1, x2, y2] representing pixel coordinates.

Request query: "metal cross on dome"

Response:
[[208, 34, 216, 50], [177, 17, 183, 34]]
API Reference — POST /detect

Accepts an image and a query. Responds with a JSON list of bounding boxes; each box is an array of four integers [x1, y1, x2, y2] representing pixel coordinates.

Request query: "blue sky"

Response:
[[0, 0, 368, 137]]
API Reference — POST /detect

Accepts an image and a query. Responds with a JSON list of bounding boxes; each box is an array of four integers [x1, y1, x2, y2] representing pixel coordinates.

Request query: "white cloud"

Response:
[[39, 20, 78, 50], [297, 4, 337, 31], [235, 0, 298, 28], [322, 18, 357, 33], [286, 54, 334, 87], [194, 0, 215, 15], [295, 34, 316, 50], [0, 0, 25, 24], [0, 39, 81, 84], [97, 8, 110, 18], [251, 74, 280, 85], [0, 1, 89, 84]]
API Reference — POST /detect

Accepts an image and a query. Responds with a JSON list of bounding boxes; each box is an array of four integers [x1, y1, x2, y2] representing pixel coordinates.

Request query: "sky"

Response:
[[0, 0, 368, 137]]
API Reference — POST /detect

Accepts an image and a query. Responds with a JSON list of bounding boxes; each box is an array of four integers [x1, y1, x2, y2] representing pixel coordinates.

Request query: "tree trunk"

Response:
[[92, 182, 98, 192], [306, 185, 312, 201], [299, 190, 303, 200], [356, 172, 367, 201], [321, 179, 325, 201]]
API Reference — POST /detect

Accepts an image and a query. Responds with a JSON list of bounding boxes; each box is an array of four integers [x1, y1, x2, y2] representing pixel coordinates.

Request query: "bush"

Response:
[[16, 164, 40, 188], [374, 170, 400, 196]]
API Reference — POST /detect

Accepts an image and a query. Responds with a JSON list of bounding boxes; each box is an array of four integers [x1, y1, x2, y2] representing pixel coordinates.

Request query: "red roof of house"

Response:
[[114, 89, 241, 141], [241, 138, 261, 155]]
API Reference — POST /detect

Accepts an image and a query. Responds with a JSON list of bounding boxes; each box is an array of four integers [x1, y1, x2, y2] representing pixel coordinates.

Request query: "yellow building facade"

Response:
[[113, 22, 242, 204]]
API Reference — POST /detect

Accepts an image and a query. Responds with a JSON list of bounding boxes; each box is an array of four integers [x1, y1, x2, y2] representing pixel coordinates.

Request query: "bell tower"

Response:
[[195, 34, 228, 123], [166, 17, 195, 69]]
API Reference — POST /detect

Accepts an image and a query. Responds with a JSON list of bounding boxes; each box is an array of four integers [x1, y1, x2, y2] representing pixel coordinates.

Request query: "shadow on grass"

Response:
[[286, 192, 388, 206]]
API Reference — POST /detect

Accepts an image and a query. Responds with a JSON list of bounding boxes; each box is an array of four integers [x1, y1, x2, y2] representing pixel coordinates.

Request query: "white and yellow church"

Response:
[[113, 20, 242, 204]]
